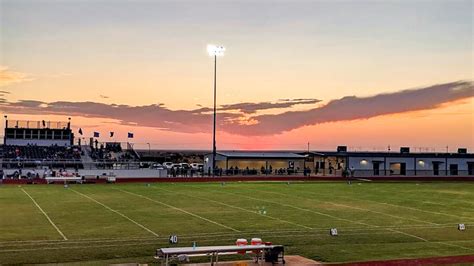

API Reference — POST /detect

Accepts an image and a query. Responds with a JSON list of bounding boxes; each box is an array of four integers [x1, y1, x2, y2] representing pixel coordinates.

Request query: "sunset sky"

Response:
[[0, 0, 472, 151]]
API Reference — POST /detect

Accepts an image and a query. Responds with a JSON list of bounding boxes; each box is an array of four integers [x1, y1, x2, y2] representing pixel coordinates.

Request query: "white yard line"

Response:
[[218, 190, 383, 226], [217, 190, 429, 242], [154, 186, 313, 230], [360, 187, 474, 212], [258, 188, 439, 225], [419, 200, 474, 212], [70, 189, 159, 237], [437, 241, 474, 252], [0, 242, 155, 253], [0, 223, 469, 248], [0, 223, 463, 245], [1, 236, 472, 254], [291, 186, 474, 221], [21, 188, 67, 241], [363, 197, 474, 221], [115, 188, 240, 232]]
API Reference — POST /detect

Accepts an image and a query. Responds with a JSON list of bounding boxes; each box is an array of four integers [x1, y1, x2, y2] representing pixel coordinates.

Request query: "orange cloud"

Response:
[[0, 81, 472, 137], [0, 66, 32, 87]]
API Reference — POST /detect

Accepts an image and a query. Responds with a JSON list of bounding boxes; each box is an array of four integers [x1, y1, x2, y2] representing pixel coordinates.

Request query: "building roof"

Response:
[[305, 151, 474, 159], [215, 151, 305, 159]]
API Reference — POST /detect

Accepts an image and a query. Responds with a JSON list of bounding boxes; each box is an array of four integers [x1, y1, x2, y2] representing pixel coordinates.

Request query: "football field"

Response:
[[0, 181, 473, 264]]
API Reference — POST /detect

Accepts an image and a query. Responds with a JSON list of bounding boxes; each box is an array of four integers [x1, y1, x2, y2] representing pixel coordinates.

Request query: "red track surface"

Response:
[[332, 254, 474, 266]]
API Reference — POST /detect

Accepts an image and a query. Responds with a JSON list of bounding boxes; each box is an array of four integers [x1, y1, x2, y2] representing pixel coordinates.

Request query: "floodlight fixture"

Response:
[[207, 44, 225, 56]]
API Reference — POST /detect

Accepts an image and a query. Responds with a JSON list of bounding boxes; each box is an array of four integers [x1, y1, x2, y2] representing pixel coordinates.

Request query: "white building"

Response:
[[305, 147, 474, 177]]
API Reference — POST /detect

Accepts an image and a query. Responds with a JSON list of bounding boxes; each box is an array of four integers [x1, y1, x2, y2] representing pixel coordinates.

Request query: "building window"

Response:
[[17, 129, 25, 139]]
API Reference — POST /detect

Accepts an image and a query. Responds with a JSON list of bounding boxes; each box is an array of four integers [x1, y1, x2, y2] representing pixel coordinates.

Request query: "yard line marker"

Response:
[[259, 188, 439, 225], [70, 189, 159, 237], [21, 188, 67, 241], [217, 190, 429, 242], [154, 186, 313, 230], [115, 188, 240, 232]]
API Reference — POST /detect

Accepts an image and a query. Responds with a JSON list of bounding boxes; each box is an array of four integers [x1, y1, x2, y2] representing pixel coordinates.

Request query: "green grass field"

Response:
[[1, 181, 473, 264]]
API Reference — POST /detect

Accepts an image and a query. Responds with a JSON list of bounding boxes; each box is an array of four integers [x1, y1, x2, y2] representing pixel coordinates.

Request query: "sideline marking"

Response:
[[70, 189, 159, 237], [115, 188, 240, 232], [1, 239, 472, 254], [0, 223, 465, 247], [21, 188, 67, 241], [154, 186, 313, 230]]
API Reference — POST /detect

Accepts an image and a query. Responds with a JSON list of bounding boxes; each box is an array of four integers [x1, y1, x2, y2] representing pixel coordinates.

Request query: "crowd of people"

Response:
[[205, 166, 312, 176], [89, 142, 138, 162], [2, 144, 82, 161]]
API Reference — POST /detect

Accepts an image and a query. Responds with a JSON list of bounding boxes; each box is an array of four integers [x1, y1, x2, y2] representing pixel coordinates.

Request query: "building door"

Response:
[[433, 162, 440, 176], [468, 162, 474, 175], [400, 163, 406, 175], [373, 162, 380, 176], [449, 164, 458, 175]]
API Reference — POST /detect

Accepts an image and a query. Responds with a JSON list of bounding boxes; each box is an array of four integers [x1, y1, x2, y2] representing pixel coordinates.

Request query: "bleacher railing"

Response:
[[6, 120, 69, 130], [1, 159, 159, 170]]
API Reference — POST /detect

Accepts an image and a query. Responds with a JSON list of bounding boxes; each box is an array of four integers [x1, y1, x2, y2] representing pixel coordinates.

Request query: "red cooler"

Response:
[[251, 238, 262, 254], [236, 238, 248, 254]]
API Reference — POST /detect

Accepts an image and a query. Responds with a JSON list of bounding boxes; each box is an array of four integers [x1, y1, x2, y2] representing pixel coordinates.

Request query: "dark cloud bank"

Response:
[[0, 81, 472, 136]]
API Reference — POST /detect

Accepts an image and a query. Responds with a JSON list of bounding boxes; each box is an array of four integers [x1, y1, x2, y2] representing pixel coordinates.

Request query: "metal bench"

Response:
[[155, 244, 284, 265]]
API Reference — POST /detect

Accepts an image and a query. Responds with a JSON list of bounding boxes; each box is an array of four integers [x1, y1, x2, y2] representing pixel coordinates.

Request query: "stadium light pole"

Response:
[[207, 44, 225, 177]]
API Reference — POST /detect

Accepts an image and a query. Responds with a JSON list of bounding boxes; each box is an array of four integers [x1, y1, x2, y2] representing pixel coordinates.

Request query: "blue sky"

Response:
[[0, 0, 472, 150]]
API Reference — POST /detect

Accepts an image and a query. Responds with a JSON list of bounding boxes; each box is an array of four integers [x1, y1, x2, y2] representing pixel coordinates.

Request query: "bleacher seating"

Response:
[[89, 145, 139, 162], [2, 145, 81, 160]]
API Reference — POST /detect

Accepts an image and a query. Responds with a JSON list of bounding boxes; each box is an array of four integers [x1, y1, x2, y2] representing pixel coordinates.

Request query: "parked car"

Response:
[[163, 162, 174, 169], [151, 163, 164, 170], [190, 163, 203, 170], [179, 163, 191, 169]]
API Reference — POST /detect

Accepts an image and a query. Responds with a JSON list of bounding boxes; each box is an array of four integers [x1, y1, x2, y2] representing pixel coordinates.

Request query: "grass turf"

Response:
[[0, 181, 473, 264]]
